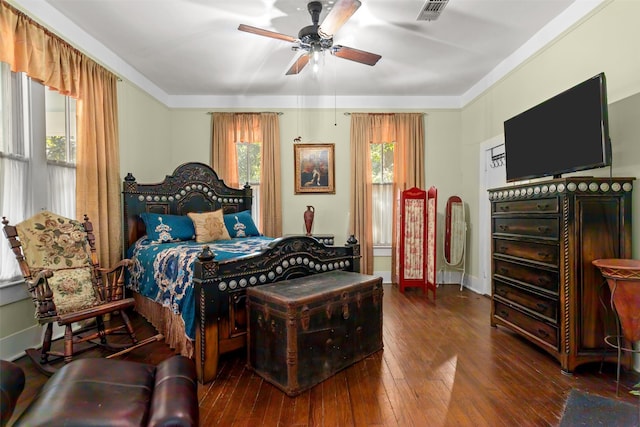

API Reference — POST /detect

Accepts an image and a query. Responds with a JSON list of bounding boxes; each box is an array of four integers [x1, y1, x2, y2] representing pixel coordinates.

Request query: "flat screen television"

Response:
[[504, 72, 611, 182]]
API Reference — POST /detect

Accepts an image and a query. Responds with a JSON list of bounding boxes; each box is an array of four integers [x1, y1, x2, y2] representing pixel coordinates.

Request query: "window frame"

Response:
[[0, 66, 77, 303], [235, 141, 261, 225]]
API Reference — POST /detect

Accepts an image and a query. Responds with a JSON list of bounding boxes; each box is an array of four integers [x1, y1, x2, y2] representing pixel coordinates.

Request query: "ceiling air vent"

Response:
[[417, 0, 449, 21]]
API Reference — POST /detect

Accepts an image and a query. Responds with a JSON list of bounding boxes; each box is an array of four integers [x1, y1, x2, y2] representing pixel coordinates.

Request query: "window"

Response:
[[0, 63, 77, 283], [236, 141, 261, 223], [371, 142, 394, 246], [45, 88, 77, 217]]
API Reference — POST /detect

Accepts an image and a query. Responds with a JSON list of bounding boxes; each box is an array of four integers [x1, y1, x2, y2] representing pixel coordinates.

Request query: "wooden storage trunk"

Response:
[[246, 271, 383, 396]]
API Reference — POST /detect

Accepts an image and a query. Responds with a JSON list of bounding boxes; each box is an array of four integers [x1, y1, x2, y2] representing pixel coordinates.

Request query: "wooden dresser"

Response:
[[489, 177, 634, 372]]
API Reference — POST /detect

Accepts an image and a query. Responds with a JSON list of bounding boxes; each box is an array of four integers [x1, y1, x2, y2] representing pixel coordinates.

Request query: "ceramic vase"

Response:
[[304, 206, 314, 236]]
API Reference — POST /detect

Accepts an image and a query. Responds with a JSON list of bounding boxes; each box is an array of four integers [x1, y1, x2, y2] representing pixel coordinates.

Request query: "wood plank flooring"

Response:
[[8, 284, 640, 426]]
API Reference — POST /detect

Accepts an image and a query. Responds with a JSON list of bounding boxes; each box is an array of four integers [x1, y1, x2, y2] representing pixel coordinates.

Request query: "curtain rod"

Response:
[[343, 112, 426, 116], [207, 112, 283, 115]]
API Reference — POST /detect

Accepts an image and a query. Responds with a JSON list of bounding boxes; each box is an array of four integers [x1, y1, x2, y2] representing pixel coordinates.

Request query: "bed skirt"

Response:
[[133, 293, 194, 359]]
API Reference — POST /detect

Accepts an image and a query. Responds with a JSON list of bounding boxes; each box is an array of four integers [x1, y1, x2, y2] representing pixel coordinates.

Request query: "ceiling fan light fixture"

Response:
[[239, 0, 380, 75], [311, 43, 322, 62]]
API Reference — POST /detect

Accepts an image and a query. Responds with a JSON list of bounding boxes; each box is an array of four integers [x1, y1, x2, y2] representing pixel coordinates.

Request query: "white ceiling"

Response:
[[13, 0, 603, 108]]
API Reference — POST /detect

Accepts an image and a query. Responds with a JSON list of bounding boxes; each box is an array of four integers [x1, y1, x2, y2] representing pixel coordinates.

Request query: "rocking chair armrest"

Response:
[[97, 258, 133, 275], [24, 269, 58, 319], [25, 269, 54, 291]]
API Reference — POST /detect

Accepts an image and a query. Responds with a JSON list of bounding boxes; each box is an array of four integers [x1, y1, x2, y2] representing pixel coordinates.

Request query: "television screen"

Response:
[[504, 72, 611, 182]]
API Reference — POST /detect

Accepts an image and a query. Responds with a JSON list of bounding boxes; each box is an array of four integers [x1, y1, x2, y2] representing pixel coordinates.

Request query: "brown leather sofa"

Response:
[[0, 360, 25, 427], [1, 356, 198, 427]]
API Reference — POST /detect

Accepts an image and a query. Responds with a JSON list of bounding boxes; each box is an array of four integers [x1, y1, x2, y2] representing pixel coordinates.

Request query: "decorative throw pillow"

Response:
[[223, 210, 261, 238], [188, 210, 231, 243], [139, 213, 195, 244]]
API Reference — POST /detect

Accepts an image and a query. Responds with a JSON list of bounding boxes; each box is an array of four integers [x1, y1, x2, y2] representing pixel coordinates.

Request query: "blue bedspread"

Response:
[[127, 236, 273, 340]]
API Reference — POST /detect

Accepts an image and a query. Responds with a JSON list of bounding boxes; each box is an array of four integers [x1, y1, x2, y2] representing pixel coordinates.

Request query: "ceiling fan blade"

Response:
[[333, 45, 381, 66], [286, 54, 310, 75], [318, 0, 361, 39], [238, 24, 296, 43]]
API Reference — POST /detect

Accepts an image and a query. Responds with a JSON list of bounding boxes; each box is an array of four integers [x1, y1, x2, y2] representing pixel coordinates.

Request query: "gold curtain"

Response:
[[259, 113, 282, 237], [349, 113, 424, 277], [349, 114, 374, 275], [391, 113, 425, 283], [76, 63, 122, 267], [211, 112, 282, 235], [211, 113, 240, 188], [1, 2, 122, 267]]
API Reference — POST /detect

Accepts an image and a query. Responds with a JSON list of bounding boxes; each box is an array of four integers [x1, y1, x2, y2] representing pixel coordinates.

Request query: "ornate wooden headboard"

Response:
[[122, 162, 252, 254]]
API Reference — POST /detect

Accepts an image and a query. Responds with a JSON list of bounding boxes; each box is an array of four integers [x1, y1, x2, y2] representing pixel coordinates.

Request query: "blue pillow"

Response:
[[223, 210, 260, 238], [139, 213, 195, 244]]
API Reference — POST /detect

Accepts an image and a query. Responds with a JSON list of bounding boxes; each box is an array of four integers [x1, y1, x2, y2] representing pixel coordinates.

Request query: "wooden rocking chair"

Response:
[[2, 211, 162, 375]]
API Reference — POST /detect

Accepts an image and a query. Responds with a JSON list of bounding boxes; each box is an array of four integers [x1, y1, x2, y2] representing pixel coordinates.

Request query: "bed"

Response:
[[122, 162, 361, 383]]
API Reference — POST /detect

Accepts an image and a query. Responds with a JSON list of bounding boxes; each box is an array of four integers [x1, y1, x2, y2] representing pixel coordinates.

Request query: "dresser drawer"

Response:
[[493, 198, 558, 214], [493, 217, 558, 239], [494, 301, 558, 348], [494, 279, 557, 322], [493, 238, 559, 266], [493, 258, 558, 293]]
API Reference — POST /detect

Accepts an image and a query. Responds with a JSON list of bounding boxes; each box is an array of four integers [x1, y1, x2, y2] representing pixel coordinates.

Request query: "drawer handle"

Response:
[[536, 204, 549, 210], [536, 302, 548, 311], [498, 310, 509, 318], [498, 267, 509, 275], [499, 246, 508, 252], [537, 226, 550, 234], [496, 288, 507, 297], [537, 329, 549, 338], [537, 252, 550, 259], [499, 206, 510, 212], [498, 225, 509, 232]]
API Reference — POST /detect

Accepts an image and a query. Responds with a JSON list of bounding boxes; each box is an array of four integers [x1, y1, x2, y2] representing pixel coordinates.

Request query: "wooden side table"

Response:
[[592, 258, 640, 394]]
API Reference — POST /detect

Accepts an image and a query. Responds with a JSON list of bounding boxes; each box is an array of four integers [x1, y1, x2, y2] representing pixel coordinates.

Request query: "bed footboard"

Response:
[[193, 235, 361, 383]]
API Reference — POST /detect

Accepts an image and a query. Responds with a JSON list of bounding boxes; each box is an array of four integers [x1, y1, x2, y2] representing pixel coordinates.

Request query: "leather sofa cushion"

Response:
[[148, 356, 199, 427], [15, 358, 156, 427]]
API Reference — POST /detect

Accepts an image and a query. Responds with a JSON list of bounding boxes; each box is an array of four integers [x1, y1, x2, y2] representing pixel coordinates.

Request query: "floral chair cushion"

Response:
[[47, 267, 98, 315], [15, 211, 98, 314]]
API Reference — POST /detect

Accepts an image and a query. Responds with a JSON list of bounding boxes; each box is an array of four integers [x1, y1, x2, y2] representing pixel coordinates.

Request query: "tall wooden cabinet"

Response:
[[489, 177, 633, 372]]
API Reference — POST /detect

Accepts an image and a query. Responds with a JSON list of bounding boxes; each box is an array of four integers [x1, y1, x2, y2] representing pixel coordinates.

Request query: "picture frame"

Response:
[[294, 143, 335, 194]]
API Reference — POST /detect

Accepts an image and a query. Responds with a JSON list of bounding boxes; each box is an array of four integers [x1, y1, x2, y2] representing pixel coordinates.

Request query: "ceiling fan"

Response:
[[238, 0, 381, 75]]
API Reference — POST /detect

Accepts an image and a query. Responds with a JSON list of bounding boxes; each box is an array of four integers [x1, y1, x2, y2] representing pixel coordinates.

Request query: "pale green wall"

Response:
[[460, 0, 640, 281], [118, 83, 173, 182], [119, 105, 463, 246]]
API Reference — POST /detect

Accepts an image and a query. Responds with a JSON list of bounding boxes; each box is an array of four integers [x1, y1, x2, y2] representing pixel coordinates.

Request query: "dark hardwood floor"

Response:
[[8, 284, 639, 426]]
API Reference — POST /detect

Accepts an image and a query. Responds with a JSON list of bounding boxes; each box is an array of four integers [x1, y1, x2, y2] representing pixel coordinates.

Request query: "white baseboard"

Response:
[[0, 324, 42, 361], [462, 274, 488, 296], [373, 270, 391, 284], [373, 270, 486, 294]]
